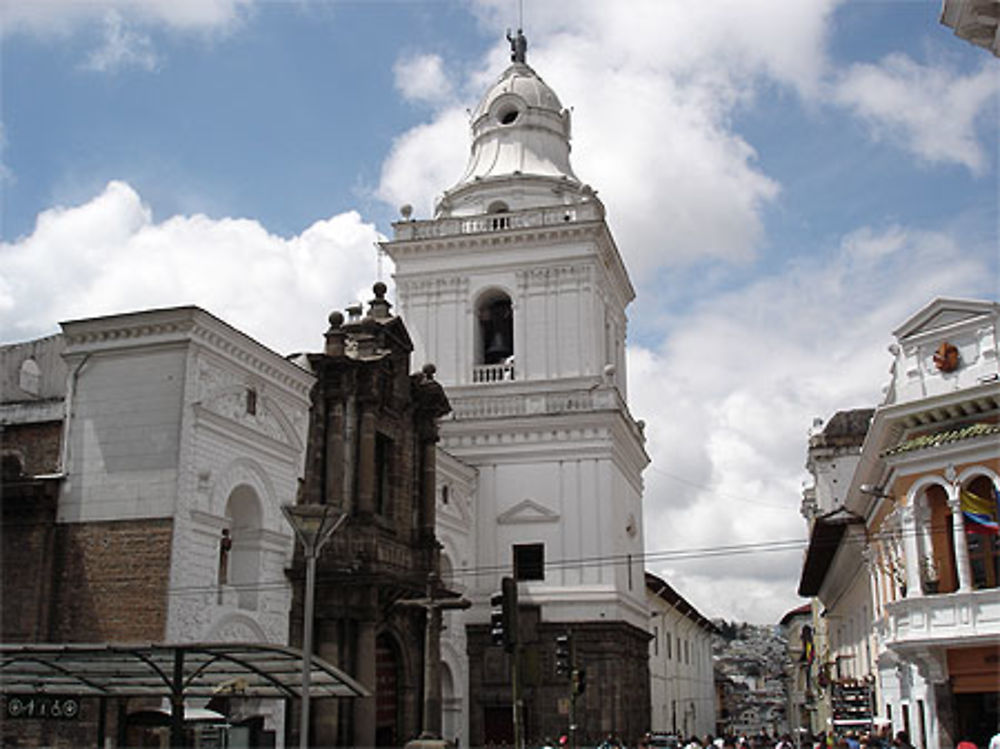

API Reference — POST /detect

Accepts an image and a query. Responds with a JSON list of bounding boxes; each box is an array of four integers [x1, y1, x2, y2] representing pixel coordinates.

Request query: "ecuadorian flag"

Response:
[[960, 488, 1000, 535]]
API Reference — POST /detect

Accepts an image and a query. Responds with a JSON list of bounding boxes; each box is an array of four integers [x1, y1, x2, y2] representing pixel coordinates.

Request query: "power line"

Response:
[[67, 518, 982, 599]]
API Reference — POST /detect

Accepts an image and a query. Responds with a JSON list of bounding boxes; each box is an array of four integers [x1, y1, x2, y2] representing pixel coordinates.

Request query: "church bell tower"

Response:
[[381, 31, 651, 743]]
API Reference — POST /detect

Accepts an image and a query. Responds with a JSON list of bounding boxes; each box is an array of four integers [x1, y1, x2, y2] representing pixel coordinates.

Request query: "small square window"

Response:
[[513, 543, 544, 581]]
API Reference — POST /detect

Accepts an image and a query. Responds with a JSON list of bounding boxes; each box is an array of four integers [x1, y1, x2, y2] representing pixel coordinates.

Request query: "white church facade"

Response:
[[382, 33, 653, 745]]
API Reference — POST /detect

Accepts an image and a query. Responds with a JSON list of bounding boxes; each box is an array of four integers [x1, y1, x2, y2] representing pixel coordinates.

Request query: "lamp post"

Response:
[[282, 503, 347, 749]]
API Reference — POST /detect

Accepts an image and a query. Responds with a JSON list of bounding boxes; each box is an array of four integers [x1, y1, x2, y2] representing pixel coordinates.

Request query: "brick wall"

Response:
[[1, 421, 62, 476], [50, 519, 174, 642]]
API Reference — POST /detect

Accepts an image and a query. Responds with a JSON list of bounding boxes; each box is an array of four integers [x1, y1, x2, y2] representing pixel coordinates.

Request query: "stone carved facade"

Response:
[[287, 284, 452, 748]]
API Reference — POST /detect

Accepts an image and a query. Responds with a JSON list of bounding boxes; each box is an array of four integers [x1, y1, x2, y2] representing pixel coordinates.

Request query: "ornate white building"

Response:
[[798, 298, 1000, 749], [1, 306, 313, 745], [382, 33, 652, 745]]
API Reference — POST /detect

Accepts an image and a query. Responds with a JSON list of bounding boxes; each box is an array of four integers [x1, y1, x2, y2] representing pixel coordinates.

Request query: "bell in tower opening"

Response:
[[478, 293, 513, 365]]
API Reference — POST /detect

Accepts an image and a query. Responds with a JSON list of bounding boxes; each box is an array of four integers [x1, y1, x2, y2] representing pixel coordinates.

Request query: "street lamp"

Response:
[[282, 503, 347, 749]]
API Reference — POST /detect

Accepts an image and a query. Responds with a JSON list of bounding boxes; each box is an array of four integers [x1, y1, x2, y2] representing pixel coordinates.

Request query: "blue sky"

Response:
[[2, 0, 998, 622]]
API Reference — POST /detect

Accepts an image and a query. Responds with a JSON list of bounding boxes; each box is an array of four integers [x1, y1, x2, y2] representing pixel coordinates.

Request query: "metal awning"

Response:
[[0, 642, 369, 699]]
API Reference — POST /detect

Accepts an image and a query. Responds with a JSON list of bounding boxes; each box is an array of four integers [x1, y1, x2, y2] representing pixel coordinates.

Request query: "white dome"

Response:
[[470, 62, 563, 122], [436, 61, 585, 218]]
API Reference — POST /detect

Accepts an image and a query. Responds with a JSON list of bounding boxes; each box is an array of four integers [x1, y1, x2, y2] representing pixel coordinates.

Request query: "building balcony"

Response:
[[880, 587, 1000, 651], [391, 201, 605, 241]]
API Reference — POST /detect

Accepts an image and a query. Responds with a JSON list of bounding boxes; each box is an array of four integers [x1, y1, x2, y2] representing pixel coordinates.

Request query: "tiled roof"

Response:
[[882, 422, 1000, 457]]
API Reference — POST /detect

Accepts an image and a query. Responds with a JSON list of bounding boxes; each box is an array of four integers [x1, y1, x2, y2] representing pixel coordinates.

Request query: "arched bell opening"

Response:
[[473, 289, 515, 383]]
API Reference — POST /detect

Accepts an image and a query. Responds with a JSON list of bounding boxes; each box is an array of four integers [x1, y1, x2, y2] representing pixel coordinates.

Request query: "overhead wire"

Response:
[[73, 516, 988, 599]]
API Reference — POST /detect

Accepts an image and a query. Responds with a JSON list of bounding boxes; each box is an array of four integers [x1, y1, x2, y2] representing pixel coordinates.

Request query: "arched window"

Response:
[[962, 475, 1000, 589], [918, 483, 956, 594], [19, 358, 40, 396], [225, 485, 263, 610], [474, 290, 514, 382]]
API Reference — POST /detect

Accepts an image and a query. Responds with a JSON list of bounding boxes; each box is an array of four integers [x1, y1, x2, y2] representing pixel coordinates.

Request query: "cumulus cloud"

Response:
[[377, 0, 843, 271], [835, 53, 999, 174], [394, 53, 458, 107], [1, 0, 250, 73], [630, 224, 992, 621], [0, 181, 385, 354], [373, 0, 998, 621]]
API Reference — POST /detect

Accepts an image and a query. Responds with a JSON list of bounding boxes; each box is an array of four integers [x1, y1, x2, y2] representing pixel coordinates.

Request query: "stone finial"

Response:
[[368, 281, 392, 321], [325, 310, 346, 356], [422, 363, 437, 380]]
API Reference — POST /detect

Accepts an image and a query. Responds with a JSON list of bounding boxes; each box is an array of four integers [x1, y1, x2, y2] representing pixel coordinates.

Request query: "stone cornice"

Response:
[[385, 219, 634, 306], [61, 306, 314, 398]]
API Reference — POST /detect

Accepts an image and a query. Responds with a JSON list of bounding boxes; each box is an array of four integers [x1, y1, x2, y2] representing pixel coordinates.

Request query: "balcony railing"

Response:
[[472, 363, 515, 383], [881, 587, 1000, 648], [392, 201, 604, 241]]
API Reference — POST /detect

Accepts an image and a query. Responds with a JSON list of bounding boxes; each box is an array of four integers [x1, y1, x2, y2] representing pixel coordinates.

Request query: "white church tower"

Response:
[[381, 31, 651, 745]]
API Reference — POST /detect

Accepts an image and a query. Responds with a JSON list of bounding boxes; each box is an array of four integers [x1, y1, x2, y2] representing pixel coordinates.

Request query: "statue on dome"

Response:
[[506, 27, 527, 63]]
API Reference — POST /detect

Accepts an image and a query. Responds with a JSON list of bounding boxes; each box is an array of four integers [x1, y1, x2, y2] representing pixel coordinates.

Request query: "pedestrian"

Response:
[[893, 732, 914, 749]]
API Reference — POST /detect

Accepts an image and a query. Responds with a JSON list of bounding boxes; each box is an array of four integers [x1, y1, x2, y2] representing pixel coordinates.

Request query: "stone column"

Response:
[[353, 617, 377, 749], [421, 436, 437, 543], [947, 489, 973, 592], [900, 504, 922, 595], [356, 407, 377, 515], [325, 398, 344, 506], [315, 619, 341, 747]]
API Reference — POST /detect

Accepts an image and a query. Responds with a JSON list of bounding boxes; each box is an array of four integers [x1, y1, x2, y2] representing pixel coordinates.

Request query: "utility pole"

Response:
[[399, 573, 471, 748]]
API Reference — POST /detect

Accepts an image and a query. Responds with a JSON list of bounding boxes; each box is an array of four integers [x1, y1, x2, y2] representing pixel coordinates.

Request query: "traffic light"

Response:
[[572, 667, 586, 695], [555, 634, 571, 676], [490, 576, 518, 651], [490, 592, 505, 647]]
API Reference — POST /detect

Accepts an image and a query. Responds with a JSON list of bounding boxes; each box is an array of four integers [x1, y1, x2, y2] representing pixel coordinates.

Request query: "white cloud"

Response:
[[835, 53, 999, 174], [377, 5, 800, 270], [0, 0, 250, 74], [80, 11, 160, 73], [630, 224, 992, 621], [0, 181, 385, 354], [377, 108, 471, 218], [394, 53, 457, 107], [0, 0, 249, 36]]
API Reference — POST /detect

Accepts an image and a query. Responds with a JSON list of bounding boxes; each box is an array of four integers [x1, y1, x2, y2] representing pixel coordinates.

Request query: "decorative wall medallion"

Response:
[[626, 514, 637, 538], [932, 341, 959, 373]]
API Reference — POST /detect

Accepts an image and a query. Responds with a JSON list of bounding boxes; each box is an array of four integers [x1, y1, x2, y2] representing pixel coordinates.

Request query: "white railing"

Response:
[[393, 202, 604, 241], [883, 587, 1000, 646], [450, 387, 621, 420], [472, 363, 515, 383]]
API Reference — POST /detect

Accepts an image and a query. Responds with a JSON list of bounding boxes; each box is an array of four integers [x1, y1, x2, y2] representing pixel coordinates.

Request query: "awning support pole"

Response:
[[170, 649, 186, 749]]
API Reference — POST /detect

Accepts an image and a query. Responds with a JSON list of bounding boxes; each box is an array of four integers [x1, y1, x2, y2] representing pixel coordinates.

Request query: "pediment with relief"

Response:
[[894, 298, 997, 341], [198, 387, 303, 450], [497, 498, 559, 525]]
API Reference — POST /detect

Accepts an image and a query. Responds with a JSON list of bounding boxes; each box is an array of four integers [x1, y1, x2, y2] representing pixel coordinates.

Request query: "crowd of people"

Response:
[[631, 728, 1000, 749]]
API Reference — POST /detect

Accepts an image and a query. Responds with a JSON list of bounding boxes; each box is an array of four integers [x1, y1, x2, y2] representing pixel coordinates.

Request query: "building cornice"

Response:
[[61, 306, 314, 398]]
